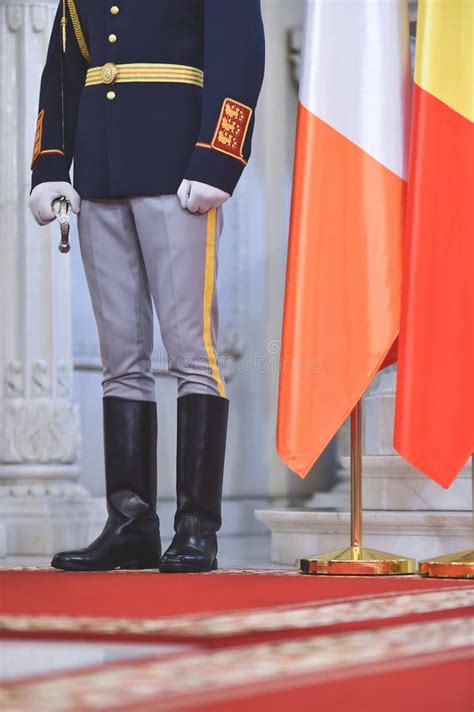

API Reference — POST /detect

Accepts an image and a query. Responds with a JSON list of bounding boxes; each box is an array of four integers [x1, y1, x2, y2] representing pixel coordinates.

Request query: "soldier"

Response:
[[28, 0, 265, 572]]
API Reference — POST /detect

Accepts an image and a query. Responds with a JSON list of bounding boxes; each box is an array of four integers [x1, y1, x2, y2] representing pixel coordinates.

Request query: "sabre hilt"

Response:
[[52, 196, 71, 254]]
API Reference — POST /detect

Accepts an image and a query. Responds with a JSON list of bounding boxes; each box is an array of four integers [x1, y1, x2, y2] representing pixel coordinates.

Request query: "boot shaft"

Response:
[[103, 396, 158, 517], [175, 394, 229, 535]]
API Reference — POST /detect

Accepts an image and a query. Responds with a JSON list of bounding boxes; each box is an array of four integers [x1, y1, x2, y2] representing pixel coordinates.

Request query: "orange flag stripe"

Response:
[[277, 104, 406, 477], [394, 84, 474, 487]]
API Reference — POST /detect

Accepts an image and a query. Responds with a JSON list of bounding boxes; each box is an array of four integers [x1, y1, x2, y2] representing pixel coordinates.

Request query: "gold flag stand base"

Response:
[[418, 549, 474, 579], [300, 546, 415, 576], [418, 457, 474, 579], [299, 402, 416, 576]]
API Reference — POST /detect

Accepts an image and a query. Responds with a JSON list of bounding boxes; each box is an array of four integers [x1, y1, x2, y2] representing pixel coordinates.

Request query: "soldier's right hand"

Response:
[[28, 182, 81, 226]]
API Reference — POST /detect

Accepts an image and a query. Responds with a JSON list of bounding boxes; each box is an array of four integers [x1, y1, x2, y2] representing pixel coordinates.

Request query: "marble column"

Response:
[[0, 0, 90, 556]]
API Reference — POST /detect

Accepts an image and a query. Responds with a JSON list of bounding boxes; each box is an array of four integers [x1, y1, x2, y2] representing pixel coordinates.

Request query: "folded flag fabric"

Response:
[[394, 0, 474, 487], [277, 0, 411, 477]]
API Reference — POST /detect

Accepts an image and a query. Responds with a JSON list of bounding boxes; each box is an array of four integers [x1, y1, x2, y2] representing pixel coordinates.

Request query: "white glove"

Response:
[[28, 182, 81, 226], [177, 179, 230, 214]]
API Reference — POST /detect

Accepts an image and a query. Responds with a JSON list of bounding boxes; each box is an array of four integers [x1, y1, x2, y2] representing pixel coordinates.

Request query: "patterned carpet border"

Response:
[[0, 616, 471, 711], [1, 586, 472, 640]]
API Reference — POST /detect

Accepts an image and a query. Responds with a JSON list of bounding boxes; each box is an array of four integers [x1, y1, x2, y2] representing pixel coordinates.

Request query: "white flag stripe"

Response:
[[300, 0, 411, 179]]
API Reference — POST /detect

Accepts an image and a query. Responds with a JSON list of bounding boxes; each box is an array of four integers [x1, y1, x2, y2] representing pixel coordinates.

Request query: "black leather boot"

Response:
[[159, 394, 229, 573], [51, 396, 161, 571]]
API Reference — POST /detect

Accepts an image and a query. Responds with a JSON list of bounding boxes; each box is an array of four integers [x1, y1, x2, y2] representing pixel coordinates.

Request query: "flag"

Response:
[[394, 0, 474, 487], [277, 0, 411, 477]]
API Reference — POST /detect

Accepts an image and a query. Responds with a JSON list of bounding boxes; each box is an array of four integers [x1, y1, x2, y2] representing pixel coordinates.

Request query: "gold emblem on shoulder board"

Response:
[[101, 62, 118, 84]]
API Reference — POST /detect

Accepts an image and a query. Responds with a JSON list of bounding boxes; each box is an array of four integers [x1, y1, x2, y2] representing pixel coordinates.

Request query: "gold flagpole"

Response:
[[418, 455, 474, 579], [300, 400, 416, 575], [350, 399, 362, 550]]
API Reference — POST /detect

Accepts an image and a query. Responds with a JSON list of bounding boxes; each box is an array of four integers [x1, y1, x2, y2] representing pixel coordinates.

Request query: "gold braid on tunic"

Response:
[[63, 0, 91, 63]]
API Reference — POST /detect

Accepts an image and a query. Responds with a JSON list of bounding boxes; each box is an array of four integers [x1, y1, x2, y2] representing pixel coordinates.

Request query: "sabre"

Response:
[[52, 196, 71, 253]]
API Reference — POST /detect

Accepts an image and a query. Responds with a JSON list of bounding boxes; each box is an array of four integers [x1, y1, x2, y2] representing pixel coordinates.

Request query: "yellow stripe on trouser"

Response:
[[203, 209, 226, 398]]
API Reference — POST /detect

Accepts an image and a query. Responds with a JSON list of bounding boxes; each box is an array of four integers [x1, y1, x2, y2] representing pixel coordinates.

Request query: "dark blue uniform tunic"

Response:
[[31, 0, 265, 198]]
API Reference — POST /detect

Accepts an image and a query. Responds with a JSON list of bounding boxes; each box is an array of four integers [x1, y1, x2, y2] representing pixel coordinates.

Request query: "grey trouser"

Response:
[[78, 195, 226, 401]]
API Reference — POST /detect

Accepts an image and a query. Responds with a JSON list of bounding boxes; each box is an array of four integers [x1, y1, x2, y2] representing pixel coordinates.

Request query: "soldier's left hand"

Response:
[[177, 179, 230, 214]]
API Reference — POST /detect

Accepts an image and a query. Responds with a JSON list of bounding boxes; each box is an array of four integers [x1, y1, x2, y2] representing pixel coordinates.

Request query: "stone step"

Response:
[[255, 509, 472, 566]]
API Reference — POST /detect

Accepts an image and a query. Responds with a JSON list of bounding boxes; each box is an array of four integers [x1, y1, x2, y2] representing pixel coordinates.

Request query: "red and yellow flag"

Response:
[[277, 1, 411, 477], [394, 1, 474, 487]]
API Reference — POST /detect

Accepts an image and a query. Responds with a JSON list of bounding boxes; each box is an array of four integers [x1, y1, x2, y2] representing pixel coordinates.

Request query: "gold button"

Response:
[[106, 90, 116, 100], [110, 5, 119, 14], [108, 33, 117, 43], [101, 62, 118, 84]]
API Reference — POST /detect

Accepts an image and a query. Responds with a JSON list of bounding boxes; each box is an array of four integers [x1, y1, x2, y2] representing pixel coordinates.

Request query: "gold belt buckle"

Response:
[[101, 62, 118, 84]]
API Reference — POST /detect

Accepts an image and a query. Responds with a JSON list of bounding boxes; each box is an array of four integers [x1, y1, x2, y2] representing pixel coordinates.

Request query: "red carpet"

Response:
[[1, 568, 472, 710], [2, 567, 471, 617], [1, 568, 472, 644]]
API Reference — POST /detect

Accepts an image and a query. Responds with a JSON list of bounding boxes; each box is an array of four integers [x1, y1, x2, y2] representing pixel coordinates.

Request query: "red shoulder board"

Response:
[[211, 98, 252, 163]]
